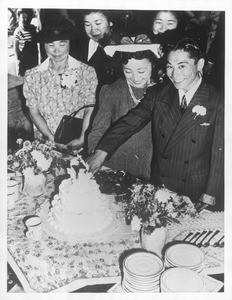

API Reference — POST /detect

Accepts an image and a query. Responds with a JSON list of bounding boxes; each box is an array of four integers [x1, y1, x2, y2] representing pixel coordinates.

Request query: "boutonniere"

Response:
[[60, 70, 78, 89], [192, 105, 207, 119]]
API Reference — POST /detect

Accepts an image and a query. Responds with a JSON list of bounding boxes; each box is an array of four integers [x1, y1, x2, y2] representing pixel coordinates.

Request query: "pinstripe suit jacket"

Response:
[[97, 81, 224, 203]]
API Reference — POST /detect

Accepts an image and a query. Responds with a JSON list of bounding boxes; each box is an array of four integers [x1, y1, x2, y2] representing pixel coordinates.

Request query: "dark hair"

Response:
[[17, 8, 34, 19], [112, 50, 160, 81], [153, 10, 179, 23], [82, 9, 112, 22], [163, 37, 205, 63]]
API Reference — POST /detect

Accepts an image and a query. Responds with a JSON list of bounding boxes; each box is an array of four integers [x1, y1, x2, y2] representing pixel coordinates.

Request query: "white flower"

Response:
[[31, 150, 52, 171], [192, 105, 207, 119], [13, 161, 20, 167], [60, 70, 78, 89], [23, 140, 32, 150], [131, 216, 141, 231], [155, 188, 173, 203], [16, 138, 23, 145]]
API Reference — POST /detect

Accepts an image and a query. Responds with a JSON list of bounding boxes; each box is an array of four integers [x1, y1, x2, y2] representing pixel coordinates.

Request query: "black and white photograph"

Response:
[[1, 0, 232, 298]]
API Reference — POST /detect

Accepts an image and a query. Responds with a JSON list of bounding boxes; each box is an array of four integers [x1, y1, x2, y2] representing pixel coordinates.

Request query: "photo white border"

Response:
[[1, 1, 232, 300]]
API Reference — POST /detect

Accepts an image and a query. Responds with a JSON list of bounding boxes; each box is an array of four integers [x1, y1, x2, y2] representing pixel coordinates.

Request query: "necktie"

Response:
[[180, 94, 187, 114]]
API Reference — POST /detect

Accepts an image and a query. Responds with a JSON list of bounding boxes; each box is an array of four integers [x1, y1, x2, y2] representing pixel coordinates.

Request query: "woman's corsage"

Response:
[[192, 105, 207, 119], [60, 69, 78, 89]]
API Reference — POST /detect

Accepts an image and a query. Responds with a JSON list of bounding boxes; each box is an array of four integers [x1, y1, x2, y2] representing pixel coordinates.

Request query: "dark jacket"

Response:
[[97, 81, 224, 203]]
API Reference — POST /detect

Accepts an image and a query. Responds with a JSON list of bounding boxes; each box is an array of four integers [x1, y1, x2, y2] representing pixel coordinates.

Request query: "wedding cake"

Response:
[[48, 156, 113, 237]]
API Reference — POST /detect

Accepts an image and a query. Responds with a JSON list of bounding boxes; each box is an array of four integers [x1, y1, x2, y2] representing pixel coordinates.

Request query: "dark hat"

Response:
[[35, 17, 76, 43]]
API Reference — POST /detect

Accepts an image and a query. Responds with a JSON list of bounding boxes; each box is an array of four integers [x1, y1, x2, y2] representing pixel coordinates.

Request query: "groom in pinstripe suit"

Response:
[[87, 38, 224, 208]]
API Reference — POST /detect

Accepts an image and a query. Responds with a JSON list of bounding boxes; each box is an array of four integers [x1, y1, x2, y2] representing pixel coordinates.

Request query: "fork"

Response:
[[196, 230, 213, 247], [182, 232, 193, 241], [188, 232, 200, 243], [193, 230, 207, 245], [202, 230, 220, 247]]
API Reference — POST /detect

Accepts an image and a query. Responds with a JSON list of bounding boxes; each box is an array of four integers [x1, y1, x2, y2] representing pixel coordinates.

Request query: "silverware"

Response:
[[202, 230, 220, 247], [212, 235, 224, 247], [193, 230, 207, 245], [196, 230, 213, 247], [182, 232, 193, 241], [188, 232, 200, 243], [219, 242, 224, 248]]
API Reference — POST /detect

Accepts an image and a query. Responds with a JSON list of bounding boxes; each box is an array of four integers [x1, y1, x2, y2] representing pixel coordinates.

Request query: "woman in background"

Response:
[[71, 9, 121, 98], [148, 10, 180, 44], [87, 37, 162, 180]]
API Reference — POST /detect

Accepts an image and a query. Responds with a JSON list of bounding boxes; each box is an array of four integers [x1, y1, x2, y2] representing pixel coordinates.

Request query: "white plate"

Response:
[[160, 267, 205, 292], [165, 244, 205, 268], [124, 275, 160, 287], [124, 252, 164, 277], [124, 273, 160, 285], [123, 279, 159, 293]]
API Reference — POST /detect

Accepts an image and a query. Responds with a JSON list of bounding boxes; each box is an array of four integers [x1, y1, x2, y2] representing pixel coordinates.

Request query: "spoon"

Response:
[[196, 230, 213, 247], [202, 230, 220, 247], [212, 235, 224, 247], [219, 242, 224, 248]]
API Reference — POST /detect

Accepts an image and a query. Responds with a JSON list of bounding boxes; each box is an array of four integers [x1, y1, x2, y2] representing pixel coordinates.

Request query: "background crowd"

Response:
[[8, 8, 224, 91]]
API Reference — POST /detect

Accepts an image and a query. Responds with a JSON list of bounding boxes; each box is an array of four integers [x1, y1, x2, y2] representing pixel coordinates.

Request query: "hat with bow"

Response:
[[35, 17, 76, 43], [104, 34, 161, 58]]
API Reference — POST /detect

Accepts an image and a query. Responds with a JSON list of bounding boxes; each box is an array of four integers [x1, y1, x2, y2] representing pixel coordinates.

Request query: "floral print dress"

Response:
[[23, 55, 98, 135]]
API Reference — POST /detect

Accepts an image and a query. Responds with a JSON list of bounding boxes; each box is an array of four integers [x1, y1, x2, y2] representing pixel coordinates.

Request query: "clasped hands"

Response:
[[55, 138, 84, 155]]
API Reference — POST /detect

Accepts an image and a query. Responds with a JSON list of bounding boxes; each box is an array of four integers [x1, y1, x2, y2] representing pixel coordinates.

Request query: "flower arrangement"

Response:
[[192, 105, 207, 119], [7, 139, 57, 177], [126, 183, 197, 234]]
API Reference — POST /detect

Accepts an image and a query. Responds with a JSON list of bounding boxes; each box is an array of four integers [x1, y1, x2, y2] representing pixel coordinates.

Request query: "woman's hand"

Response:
[[55, 142, 68, 152], [86, 149, 108, 174], [66, 138, 84, 151]]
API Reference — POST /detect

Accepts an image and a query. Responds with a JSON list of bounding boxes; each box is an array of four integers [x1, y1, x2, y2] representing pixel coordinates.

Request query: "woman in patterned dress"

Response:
[[23, 17, 98, 152]]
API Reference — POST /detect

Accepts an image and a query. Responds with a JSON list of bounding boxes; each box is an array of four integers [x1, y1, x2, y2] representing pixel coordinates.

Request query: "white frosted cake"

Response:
[[48, 157, 113, 237]]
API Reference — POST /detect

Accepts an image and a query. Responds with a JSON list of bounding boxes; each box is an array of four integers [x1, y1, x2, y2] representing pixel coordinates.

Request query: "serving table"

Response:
[[7, 172, 224, 293]]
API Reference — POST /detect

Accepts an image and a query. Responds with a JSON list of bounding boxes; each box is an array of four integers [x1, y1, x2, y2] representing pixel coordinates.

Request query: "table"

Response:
[[7, 173, 224, 293]]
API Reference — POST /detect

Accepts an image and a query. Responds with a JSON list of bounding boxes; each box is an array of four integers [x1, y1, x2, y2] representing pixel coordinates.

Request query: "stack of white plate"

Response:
[[164, 243, 205, 273], [122, 252, 164, 293], [160, 267, 205, 292]]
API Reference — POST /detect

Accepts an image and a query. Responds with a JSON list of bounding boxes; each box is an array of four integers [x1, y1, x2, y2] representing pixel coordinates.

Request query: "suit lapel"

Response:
[[165, 81, 211, 151], [156, 84, 182, 137]]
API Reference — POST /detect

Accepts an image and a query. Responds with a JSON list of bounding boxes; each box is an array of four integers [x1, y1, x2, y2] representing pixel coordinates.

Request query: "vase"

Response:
[[140, 227, 167, 258], [23, 173, 47, 197]]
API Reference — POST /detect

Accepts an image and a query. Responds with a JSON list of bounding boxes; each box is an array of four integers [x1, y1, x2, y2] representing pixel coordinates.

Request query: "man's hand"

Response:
[[86, 149, 108, 174]]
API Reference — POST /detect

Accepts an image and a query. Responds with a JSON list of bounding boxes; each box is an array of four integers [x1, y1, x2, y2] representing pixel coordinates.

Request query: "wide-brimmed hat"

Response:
[[104, 34, 161, 58], [35, 17, 76, 43]]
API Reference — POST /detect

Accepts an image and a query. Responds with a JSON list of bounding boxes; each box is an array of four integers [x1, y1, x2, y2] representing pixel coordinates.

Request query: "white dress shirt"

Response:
[[87, 39, 99, 61], [178, 76, 202, 106]]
